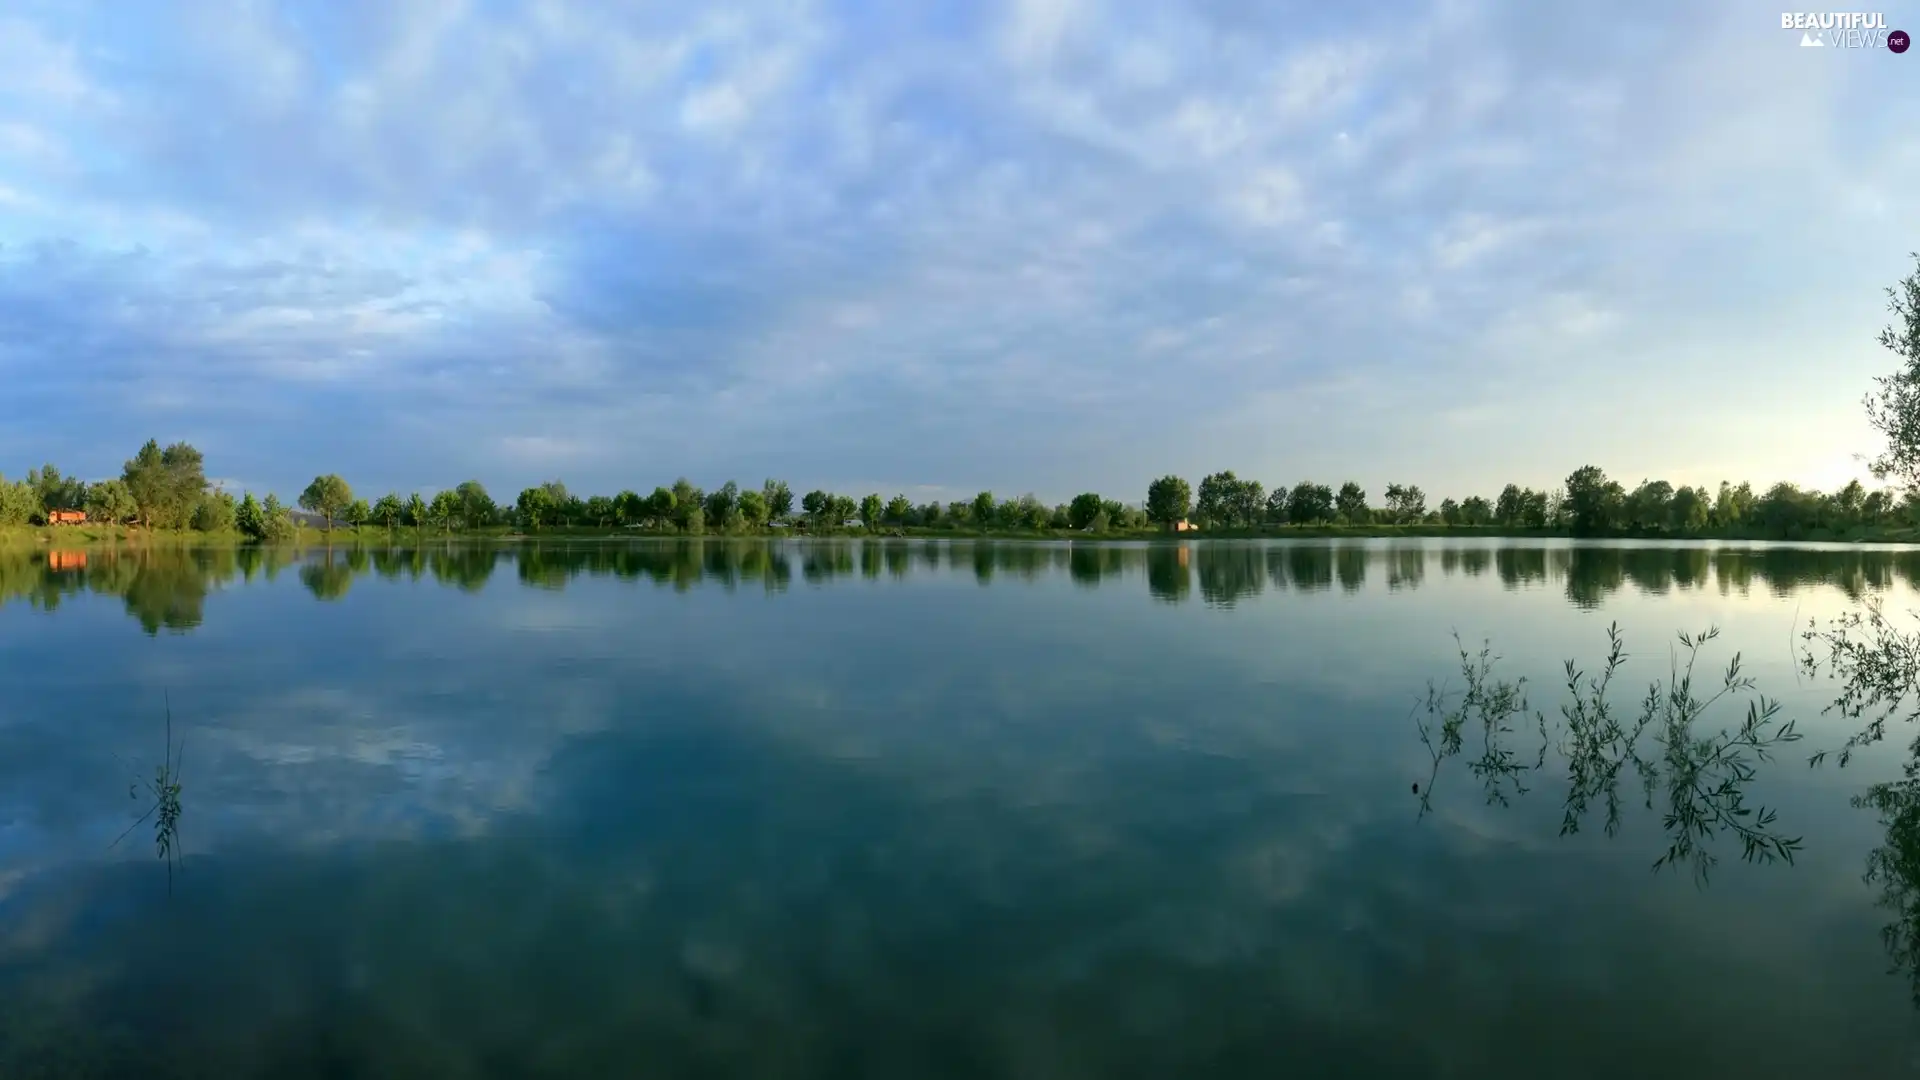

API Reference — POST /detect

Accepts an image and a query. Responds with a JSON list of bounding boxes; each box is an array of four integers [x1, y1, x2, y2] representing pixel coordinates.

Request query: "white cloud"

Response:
[[0, 0, 1911, 501]]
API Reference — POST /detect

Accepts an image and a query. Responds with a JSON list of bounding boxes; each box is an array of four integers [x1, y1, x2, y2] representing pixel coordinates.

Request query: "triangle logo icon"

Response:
[[1801, 30, 1825, 46]]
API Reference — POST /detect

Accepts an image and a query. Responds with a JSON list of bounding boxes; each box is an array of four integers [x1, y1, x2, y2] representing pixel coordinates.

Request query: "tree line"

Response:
[[0, 441, 1910, 542]]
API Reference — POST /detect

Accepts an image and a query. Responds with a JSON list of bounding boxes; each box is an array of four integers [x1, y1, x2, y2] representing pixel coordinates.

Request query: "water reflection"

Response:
[[8, 540, 1920, 629], [1418, 618, 1920, 1013]]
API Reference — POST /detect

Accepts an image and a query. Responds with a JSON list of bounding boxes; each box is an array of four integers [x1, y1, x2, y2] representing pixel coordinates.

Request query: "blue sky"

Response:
[[0, 0, 1915, 505]]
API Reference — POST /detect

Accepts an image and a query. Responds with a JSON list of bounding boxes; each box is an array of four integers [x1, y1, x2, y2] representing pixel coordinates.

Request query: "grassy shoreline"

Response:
[[10, 521, 1920, 548]]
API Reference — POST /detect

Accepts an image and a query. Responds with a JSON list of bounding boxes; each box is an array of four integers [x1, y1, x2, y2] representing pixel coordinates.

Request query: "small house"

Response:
[[47, 510, 88, 526]]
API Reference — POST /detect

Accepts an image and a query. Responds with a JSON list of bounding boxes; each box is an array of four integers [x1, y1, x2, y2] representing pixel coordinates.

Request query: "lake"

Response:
[[2, 537, 1920, 1078]]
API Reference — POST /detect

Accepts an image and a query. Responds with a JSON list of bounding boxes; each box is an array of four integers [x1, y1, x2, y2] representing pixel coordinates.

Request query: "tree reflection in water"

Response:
[[1420, 599, 1920, 1010]]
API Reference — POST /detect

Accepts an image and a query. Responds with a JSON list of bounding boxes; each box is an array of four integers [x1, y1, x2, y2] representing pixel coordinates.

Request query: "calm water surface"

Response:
[[3, 538, 1920, 1077]]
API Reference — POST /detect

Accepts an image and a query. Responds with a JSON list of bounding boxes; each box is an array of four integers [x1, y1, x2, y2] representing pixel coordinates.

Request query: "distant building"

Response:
[[1172, 519, 1196, 532], [46, 510, 88, 525]]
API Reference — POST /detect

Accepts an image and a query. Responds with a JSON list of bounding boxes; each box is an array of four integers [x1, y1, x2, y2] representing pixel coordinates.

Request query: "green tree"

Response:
[[191, 490, 237, 532], [516, 486, 555, 531], [1264, 487, 1290, 524], [1492, 484, 1521, 526], [1335, 482, 1369, 524], [235, 492, 266, 539], [669, 478, 701, 529], [121, 439, 209, 528], [370, 493, 405, 533], [0, 475, 38, 525], [884, 494, 912, 526], [28, 464, 85, 514], [647, 487, 677, 527], [343, 498, 370, 529], [429, 489, 460, 534], [1669, 486, 1709, 533], [738, 489, 769, 527], [1865, 252, 1920, 487], [971, 491, 997, 529], [1194, 471, 1239, 527], [763, 479, 794, 521], [406, 493, 429, 531], [298, 475, 355, 534], [1288, 482, 1335, 524], [584, 494, 618, 528], [1439, 497, 1461, 525], [828, 494, 857, 527], [1625, 480, 1673, 531], [705, 481, 739, 525], [1383, 483, 1426, 524], [615, 490, 645, 527], [1145, 475, 1192, 529], [802, 490, 829, 525], [1068, 492, 1104, 530], [1834, 478, 1867, 527], [859, 493, 884, 529], [1564, 466, 1624, 535], [85, 479, 137, 526], [1459, 495, 1493, 526], [259, 494, 295, 541], [455, 480, 496, 528], [1230, 479, 1264, 528]]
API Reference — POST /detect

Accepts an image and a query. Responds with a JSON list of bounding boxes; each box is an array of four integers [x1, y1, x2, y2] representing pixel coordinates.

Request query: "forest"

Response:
[[0, 442, 1910, 544]]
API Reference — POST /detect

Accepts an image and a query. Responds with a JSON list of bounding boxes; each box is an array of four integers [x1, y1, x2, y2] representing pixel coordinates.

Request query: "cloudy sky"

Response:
[[0, 0, 1915, 504]]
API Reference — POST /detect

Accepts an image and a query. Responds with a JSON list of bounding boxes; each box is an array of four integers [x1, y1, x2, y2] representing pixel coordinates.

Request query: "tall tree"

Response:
[[1865, 252, 1920, 487], [515, 486, 555, 531], [298, 475, 355, 534], [1264, 487, 1290, 524], [802, 490, 829, 525], [859, 493, 883, 529], [1145, 475, 1192, 529], [235, 492, 266, 539], [1195, 471, 1239, 527], [738, 489, 769, 527], [1288, 482, 1335, 524], [1068, 492, 1105, 530], [429, 490, 461, 534], [1335, 482, 1369, 524], [370, 493, 405, 534], [705, 481, 740, 524], [1564, 466, 1621, 534], [763, 479, 794, 520], [884, 494, 912, 526], [972, 491, 997, 528], [405, 493, 429, 531], [192, 490, 238, 532], [647, 487, 677, 527], [584, 494, 617, 528], [1383, 483, 1426, 524], [615, 490, 645, 527], [455, 480, 496, 528], [85, 479, 137, 526], [122, 440, 169, 527]]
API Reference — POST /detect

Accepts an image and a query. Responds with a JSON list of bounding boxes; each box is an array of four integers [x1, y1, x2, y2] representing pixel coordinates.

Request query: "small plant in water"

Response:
[[110, 693, 185, 894]]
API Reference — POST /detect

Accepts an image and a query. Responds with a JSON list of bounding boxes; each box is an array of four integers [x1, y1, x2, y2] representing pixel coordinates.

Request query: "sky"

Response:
[[0, 0, 1916, 506]]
